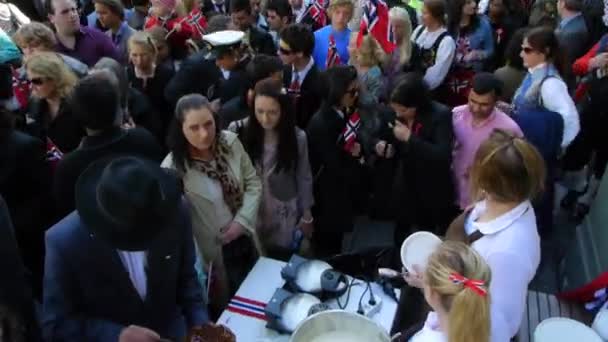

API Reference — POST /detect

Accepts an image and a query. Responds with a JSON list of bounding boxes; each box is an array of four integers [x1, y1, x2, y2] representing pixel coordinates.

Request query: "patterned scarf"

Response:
[[191, 135, 243, 214], [325, 33, 342, 69]]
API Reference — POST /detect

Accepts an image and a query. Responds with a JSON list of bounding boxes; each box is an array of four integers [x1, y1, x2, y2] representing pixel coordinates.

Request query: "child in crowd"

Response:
[[145, 0, 195, 59]]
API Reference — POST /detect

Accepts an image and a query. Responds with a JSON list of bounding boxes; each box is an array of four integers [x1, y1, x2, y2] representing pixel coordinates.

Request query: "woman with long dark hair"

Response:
[[229, 78, 314, 259], [306, 65, 373, 256], [444, 0, 494, 105], [162, 94, 262, 313]]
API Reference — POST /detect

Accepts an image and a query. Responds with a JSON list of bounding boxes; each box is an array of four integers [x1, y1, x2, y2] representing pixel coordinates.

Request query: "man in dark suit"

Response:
[[279, 24, 322, 128], [165, 30, 250, 106], [53, 72, 164, 218], [0, 195, 41, 342], [556, 0, 589, 91], [202, 0, 230, 16], [231, 0, 277, 55], [43, 156, 209, 341]]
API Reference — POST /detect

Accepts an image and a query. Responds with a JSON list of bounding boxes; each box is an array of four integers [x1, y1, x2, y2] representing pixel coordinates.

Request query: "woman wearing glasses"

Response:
[[512, 26, 579, 235], [24, 52, 84, 154], [306, 65, 374, 256]]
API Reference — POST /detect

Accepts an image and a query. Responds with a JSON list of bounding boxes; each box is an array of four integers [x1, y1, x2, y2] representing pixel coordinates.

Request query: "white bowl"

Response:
[[290, 310, 390, 342], [400, 231, 442, 273], [534, 317, 603, 342]]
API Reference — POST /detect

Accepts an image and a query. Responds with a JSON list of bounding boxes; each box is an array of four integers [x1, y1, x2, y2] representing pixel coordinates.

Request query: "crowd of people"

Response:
[[0, 0, 607, 340]]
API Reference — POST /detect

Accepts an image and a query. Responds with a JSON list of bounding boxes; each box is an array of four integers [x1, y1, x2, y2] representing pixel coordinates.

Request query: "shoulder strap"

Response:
[[413, 26, 424, 41], [431, 31, 450, 52]]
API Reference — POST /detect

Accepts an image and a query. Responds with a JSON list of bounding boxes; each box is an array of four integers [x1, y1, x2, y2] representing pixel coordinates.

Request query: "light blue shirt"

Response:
[[0, 29, 21, 64], [312, 25, 351, 71]]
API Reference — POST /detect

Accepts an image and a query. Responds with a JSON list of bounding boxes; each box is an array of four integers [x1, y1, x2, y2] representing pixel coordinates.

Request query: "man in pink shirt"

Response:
[[452, 73, 523, 209]]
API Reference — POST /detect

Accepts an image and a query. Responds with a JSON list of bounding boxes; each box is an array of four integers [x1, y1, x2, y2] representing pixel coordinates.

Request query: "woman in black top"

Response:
[[306, 65, 375, 256], [373, 73, 456, 243], [127, 31, 175, 139], [24, 52, 84, 154]]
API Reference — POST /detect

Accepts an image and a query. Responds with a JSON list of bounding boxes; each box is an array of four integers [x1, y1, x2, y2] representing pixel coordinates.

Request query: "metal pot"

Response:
[[290, 310, 391, 342]]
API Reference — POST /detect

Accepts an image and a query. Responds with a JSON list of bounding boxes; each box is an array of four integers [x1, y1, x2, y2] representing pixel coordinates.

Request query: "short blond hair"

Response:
[[353, 33, 386, 67], [328, 0, 354, 14], [128, 31, 158, 56], [25, 52, 78, 99], [13, 22, 57, 50]]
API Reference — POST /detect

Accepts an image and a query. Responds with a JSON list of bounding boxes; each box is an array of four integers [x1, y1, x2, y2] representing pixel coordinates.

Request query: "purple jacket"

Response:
[[55, 26, 122, 67]]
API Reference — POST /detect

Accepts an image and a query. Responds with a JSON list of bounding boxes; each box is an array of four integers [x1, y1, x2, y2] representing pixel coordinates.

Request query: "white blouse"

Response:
[[466, 200, 541, 341], [411, 26, 456, 90], [409, 312, 447, 342]]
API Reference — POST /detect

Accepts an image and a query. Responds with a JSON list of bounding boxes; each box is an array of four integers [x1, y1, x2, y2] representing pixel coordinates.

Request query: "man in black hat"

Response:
[[43, 157, 208, 341]]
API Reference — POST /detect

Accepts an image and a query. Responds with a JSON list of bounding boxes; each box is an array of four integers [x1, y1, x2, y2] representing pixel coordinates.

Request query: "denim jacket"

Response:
[[454, 15, 494, 71]]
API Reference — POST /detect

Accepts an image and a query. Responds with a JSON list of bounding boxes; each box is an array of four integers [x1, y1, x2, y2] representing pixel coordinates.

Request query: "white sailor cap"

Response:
[[202, 30, 245, 48]]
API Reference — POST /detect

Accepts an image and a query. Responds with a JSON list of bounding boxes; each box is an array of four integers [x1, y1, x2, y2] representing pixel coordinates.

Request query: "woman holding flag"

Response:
[[306, 65, 376, 256]]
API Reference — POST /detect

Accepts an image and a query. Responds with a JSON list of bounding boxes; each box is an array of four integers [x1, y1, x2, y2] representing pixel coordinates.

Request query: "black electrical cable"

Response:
[[357, 281, 372, 314], [336, 277, 359, 310]]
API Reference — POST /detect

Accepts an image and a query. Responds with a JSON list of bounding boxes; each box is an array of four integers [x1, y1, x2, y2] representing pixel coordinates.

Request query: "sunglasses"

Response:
[[521, 46, 535, 54], [278, 47, 293, 55], [346, 87, 358, 96], [29, 77, 46, 85]]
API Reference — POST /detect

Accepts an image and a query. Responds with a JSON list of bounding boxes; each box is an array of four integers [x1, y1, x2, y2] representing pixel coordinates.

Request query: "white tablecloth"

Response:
[[217, 257, 400, 341]]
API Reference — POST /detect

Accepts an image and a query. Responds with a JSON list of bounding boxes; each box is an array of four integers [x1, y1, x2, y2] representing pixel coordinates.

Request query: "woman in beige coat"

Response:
[[162, 94, 262, 313]]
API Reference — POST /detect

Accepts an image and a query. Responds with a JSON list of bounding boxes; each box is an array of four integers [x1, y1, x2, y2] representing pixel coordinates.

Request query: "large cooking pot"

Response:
[[290, 310, 391, 342]]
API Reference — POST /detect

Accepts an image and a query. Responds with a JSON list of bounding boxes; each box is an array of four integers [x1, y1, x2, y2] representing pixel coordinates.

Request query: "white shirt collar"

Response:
[[528, 62, 547, 74], [220, 68, 231, 80], [470, 200, 532, 235], [292, 57, 315, 85], [334, 106, 345, 119]]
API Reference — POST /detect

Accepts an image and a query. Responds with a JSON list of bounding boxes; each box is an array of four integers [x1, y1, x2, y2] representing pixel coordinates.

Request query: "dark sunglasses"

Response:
[[278, 47, 293, 55], [346, 87, 359, 96], [29, 77, 46, 85], [521, 46, 534, 54]]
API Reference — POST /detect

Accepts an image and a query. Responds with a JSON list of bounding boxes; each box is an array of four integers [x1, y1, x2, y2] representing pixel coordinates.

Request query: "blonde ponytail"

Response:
[[424, 241, 492, 342]]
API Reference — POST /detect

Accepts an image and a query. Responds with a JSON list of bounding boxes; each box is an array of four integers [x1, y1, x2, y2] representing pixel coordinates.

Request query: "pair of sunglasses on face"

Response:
[[29, 77, 47, 85]]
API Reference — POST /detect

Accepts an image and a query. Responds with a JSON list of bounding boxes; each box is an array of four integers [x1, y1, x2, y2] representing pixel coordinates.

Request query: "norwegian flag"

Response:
[[356, 0, 396, 54], [325, 34, 342, 69], [186, 8, 208, 40], [342, 111, 361, 153], [11, 68, 30, 109], [301, 0, 329, 28]]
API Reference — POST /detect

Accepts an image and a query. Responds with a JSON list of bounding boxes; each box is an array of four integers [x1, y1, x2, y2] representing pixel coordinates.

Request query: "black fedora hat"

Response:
[[75, 156, 181, 251]]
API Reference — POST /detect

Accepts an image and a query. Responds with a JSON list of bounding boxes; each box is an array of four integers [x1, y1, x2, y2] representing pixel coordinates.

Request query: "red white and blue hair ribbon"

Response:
[[449, 272, 488, 297]]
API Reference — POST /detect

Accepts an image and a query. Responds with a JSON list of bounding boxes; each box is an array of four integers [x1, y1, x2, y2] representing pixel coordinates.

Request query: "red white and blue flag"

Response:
[[325, 33, 342, 69], [342, 111, 361, 153], [357, 0, 396, 54], [301, 0, 329, 29], [226, 296, 268, 321], [187, 8, 208, 40]]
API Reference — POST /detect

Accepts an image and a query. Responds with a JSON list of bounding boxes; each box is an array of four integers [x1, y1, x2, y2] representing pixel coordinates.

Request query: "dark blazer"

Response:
[[218, 96, 250, 129], [557, 14, 589, 90], [53, 127, 164, 217], [42, 203, 208, 341], [0, 130, 51, 235], [306, 104, 376, 232], [283, 63, 323, 129], [127, 63, 176, 133], [247, 26, 277, 56], [165, 52, 248, 106], [0, 130, 51, 294], [201, 0, 230, 16], [373, 101, 455, 230], [128, 87, 164, 144], [25, 97, 86, 153], [0, 195, 41, 342]]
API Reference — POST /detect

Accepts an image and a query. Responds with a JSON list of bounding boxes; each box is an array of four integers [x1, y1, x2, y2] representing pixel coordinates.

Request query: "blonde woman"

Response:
[[401, 241, 491, 342], [348, 33, 386, 104], [386, 7, 413, 91], [24, 52, 84, 153], [127, 31, 175, 136]]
